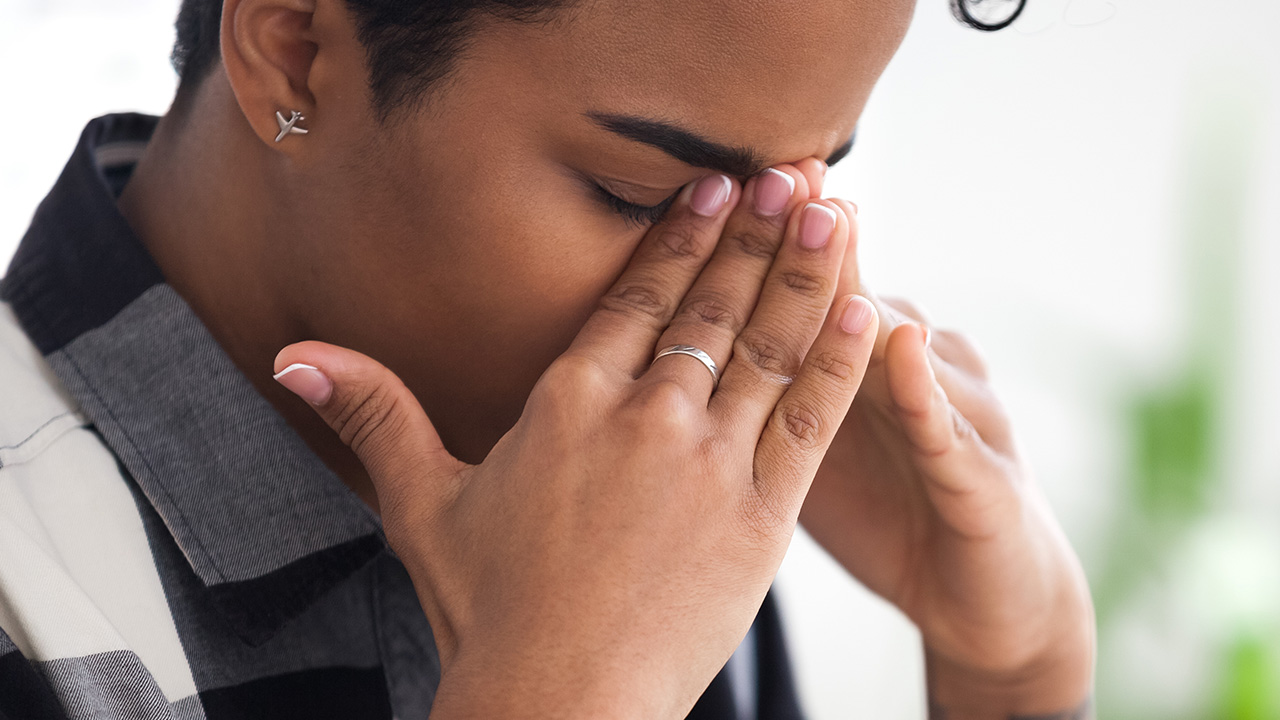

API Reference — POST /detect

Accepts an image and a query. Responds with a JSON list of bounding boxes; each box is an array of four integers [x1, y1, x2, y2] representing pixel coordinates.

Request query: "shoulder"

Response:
[[0, 300, 201, 716]]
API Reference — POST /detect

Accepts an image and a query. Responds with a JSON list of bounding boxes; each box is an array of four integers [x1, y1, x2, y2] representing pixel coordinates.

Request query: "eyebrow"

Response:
[[585, 111, 856, 178]]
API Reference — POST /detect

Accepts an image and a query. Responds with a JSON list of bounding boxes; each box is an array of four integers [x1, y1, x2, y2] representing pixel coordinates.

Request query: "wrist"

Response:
[[924, 619, 1096, 720], [429, 647, 666, 720]]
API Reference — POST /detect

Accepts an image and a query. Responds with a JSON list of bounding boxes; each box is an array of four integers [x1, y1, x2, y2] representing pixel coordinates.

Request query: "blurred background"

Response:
[[2, 0, 1277, 717]]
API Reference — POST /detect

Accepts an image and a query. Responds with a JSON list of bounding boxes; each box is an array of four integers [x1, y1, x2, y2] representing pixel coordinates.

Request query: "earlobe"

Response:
[[274, 110, 309, 142], [219, 0, 320, 147]]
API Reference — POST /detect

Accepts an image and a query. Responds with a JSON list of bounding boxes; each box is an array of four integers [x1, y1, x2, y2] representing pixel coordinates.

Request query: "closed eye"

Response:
[[591, 182, 680, 229]]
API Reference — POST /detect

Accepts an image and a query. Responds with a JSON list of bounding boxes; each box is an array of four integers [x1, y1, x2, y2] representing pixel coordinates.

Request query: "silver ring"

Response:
[[651, 344, 719, 386]]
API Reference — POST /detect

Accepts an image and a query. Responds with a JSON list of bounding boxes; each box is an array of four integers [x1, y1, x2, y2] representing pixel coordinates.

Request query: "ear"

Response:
[[220, 0, 321, 148]]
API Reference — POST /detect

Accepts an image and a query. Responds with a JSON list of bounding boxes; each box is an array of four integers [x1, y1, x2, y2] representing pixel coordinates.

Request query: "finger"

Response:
[[820, 208, 1002, 437], [864, 316, 1014, 453], [928, 327, 991, 381], [750, 294, 877, 516], [826, 200, 919, 368], [882, 322, 1013, 505], [880, 295, 934, 326], [841, 283, 917, 412], [879, 296, 986, 387], [792, 157, 827, 198], [567, 173, 739, 378], [273, 341, 468, 509], [645, 165, 811, 398], [829, 198, 862, 299], [712, 200, 850, 427], [878, 295, 989, 381], [865, 292, 985, 385]]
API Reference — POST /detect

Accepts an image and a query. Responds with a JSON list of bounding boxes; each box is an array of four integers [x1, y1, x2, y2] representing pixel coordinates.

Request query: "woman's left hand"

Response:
[[799, 199, 1096, 717]]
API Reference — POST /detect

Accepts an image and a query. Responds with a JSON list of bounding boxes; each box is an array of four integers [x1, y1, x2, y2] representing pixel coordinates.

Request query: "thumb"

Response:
[[272, 341, 467, 503]]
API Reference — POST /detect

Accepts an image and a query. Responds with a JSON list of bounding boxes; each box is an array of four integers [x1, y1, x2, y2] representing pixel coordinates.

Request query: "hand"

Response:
[[798, 218, 1096, 718], [273, 165, 878, 718]]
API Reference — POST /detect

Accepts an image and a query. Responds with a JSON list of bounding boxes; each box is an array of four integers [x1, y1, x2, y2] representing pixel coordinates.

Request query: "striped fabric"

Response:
[[0, 113, 806, 720]]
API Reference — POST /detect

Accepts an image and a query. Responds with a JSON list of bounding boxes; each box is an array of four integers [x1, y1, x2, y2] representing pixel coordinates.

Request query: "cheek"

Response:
[[332, 128, 645, 366], [461, 200, 639, 345]]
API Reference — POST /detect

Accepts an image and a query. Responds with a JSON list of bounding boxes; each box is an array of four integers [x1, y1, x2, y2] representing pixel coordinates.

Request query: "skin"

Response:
[[115, 0, 1095, 716]]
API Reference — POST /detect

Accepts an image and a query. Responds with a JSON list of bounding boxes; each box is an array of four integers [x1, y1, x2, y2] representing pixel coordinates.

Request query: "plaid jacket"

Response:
[[0, 113, 805, 720]]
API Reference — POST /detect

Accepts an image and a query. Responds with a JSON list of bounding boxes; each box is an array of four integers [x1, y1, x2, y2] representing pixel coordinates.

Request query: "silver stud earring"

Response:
[[274, 110, 308, 142]]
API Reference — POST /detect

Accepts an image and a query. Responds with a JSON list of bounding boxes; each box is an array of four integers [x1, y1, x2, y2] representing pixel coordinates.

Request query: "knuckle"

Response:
[[910, 405, 970, 460], [730, 226, 782, 260], [735, 329, 801, 376], [776, 269, 827, 297], [775, 402, 825, 449], [811, 349, 858, 383], [677, 292, 742, 332], [598, 282, 670, 323], [629, 380, 698, 436], [331, 384, 408, 460], [652, 222, 705, 260], [536, 355, 611, 401]]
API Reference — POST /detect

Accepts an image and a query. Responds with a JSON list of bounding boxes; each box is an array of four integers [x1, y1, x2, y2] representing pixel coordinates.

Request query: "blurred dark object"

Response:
[[950, 0, 1027, 30]]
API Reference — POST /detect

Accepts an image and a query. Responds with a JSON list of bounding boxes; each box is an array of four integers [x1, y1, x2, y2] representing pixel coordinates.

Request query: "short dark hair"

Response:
[[171, 0, 1020, 120], [171, 0, 571, 120]]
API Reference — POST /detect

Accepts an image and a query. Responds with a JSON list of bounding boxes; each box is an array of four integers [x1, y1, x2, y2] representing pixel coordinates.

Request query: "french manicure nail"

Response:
[[921, 323, 932, 349], [840, 296, 875, 334], [799, 202, 837, 249], [753, 168, 795, 217], [273, 363, 333, 405], [689, 174, 732, 217]]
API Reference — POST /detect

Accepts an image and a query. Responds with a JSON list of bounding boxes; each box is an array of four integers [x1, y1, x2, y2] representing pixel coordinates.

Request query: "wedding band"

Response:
[[651, 344, 719, 386]]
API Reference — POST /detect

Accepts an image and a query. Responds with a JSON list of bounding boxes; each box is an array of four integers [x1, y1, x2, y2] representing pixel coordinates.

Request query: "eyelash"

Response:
[[592, 183, 679, 229]]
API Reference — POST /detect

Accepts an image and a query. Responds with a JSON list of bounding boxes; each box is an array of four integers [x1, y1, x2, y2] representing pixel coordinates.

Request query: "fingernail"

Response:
[[849, 202, 859, 216], [840, 296, 875, 334], [920, 323, 932, 349], [799, 202, 837, 249], [689, 174, 732, 217], [753, 168, 795, 217], [273, 363, 333, 405]]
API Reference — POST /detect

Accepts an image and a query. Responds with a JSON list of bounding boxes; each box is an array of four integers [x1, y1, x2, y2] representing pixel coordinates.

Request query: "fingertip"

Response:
[[801, 198, 851, 251], [273, 341, 312, 376], [791, 157, 826, 198], [749, 167, 801, 218], [829, 199, 859, 235], [272, 347, 294, 376], [273, 340, 333, 375], [685, 173, 736, 217], [273, 362, 333, 406], [884, 323, 935, 413], [837, 294, 877, 335]]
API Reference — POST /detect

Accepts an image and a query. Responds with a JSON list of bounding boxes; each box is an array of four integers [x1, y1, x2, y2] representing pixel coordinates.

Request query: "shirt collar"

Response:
[[1, 113, 386, 646]]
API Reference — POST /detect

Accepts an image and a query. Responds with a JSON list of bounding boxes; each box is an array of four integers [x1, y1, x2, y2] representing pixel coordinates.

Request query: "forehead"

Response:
[[517, 0, 916, 165]]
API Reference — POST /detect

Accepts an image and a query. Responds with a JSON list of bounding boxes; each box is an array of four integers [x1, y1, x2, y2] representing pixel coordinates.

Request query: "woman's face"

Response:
[[289, 0, 914, 461]]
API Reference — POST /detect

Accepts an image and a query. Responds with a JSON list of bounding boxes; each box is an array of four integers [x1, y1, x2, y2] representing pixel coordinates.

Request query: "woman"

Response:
[[0, 0, 1094, 718]]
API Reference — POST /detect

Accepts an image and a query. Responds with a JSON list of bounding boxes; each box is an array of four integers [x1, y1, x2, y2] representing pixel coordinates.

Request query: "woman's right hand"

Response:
[[272, 163, 876, 719]]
